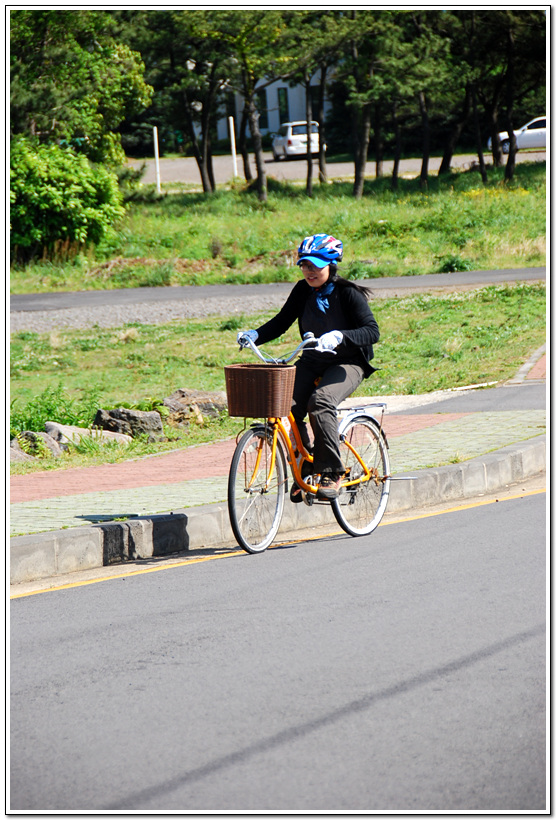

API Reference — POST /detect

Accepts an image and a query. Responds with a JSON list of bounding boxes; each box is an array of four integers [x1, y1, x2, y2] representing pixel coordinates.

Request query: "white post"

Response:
[[228, 116, 238, 178], [153, 126, 161, 194]]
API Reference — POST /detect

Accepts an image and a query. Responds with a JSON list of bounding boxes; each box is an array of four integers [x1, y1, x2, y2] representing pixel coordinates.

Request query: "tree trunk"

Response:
[[489, 105, 504, 168], [199, 141, 211, 193], [481, 81, 505, 168], [181, 89, 213, 193], [245, 95, 267, 202], [374, 103, 384, 179], [305, 74, 313, 197], [238, 106, 253, 182], [199, 102, 212, 193], [391, 101, 401, 191], [207, 134, 216, 191], [201, 66, 219, 192], [352, 103, 371, 199], [504, 27, 517, 183], [317, 62, 328, 184], [418, 90, 430, 189], [471, 84, 488, 185], [438, 85, 471, 175]]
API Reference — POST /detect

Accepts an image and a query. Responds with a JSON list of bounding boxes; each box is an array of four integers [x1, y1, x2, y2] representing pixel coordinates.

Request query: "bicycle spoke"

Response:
[[228, 428, 286, 553]]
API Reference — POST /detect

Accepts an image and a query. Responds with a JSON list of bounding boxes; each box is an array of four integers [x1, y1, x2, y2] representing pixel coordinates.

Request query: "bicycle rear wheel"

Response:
[[332, 416, 390, 537], [228, 426, 287, 553]]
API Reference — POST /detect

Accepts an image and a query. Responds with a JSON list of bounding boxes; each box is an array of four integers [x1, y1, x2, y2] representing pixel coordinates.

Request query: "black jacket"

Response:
[[255, 279, 380, 378]]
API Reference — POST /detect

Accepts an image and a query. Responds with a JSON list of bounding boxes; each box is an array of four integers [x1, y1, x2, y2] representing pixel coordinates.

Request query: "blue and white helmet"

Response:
[[297, 234, 343, 269]]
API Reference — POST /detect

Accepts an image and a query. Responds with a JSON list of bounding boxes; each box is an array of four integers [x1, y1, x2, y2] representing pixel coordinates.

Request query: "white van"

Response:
[[271, 121, 322, 160]]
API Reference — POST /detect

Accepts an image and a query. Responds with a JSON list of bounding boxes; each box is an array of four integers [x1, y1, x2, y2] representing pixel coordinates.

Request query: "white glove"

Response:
[[315, 330, 343, 353], [237, 329, 259, 347]]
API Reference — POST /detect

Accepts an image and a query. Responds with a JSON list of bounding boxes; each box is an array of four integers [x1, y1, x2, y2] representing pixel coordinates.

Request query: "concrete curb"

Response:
[[10, 435, 546, 586]]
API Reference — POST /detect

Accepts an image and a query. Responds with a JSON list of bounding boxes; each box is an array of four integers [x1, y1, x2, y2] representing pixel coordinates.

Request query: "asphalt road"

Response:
[[126, 150, 546, 187], [9, 268, 546, 313], [402, 381, 546, 414], [10, 492, 546, 812]]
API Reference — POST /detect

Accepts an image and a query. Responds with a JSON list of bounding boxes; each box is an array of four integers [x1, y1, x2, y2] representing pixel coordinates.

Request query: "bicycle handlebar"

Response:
[[238, 332, 318, 364]]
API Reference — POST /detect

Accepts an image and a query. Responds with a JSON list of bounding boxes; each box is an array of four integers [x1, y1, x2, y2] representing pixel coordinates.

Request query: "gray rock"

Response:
[[94, 408, 164, 440], [10, 446, 36, 462], [45, 421, 132, 447], [11, 431, 62, 458], [164, 389, 227, 426]]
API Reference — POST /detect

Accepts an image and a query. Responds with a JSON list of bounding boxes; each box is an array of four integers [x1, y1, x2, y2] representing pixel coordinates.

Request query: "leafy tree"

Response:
[[399, 11, 490, 187], [278, 11, 348, 192], [353, 11, 423, 189], [398, 12, 451, 188], [332, 11, 432, 197], [499, 11, 546, 182], [112, 10, 233, 193], [468, 10, 546, 172], [114, 10, 290, 199], [10, 9, 153, 166], [205, 11, 290, 202], [330, 10, 449, 196], [332, 11, 380, 198]]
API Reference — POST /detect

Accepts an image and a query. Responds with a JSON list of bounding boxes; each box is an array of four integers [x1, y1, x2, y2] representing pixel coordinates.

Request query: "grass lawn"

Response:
[[10, 162, 546, 294]]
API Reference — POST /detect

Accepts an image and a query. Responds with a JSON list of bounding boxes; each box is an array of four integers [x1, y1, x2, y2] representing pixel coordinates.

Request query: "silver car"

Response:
[[271, 121, 321, 160], [487, 116, 546, 154]]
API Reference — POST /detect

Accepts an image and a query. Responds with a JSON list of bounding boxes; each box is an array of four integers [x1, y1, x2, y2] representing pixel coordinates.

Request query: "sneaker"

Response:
[[316, 474, 342, 500], [290, 483, 303, 503]]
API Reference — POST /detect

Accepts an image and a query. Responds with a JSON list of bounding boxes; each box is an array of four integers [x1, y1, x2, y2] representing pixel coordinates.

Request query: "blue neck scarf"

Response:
[[315, 280, 335, 313]]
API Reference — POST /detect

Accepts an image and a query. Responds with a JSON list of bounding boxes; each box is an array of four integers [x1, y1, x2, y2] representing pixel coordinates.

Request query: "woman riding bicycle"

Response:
[[238, 233, 380, 501]]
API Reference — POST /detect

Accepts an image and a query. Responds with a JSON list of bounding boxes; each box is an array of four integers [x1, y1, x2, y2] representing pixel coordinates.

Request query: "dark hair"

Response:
[[329, 263, 373, 300]]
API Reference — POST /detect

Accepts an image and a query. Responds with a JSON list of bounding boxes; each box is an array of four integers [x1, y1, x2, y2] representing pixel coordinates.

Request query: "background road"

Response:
[[10, 492, 546, 811], [126, 150, 546, 187], [10, 268, 546, 314]]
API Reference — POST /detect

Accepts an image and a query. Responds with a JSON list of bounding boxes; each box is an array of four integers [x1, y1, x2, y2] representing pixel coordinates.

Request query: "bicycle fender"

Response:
[[337, 409, 389, 449], [249, 422, 268, 433], [248, 421, 278, 445]]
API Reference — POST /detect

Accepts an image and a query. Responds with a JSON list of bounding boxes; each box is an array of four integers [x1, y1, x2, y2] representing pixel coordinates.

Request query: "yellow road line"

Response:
[[382, 488, 546, 526], [10, 550, 242, 598], [10, 488, 546, 599]]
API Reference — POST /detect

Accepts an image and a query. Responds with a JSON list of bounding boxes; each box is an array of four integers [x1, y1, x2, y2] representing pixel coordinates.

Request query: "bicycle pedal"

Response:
[[302, 475, 316, 506]]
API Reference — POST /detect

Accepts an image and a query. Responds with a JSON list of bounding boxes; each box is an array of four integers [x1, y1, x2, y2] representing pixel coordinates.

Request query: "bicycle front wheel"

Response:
[[228, 426, 287, 553], [332, 416, 390, 537]]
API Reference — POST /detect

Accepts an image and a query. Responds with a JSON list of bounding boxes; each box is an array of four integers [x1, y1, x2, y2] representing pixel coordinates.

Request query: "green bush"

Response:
[[10, 137, 125, 264], [436, 254, 474, 273], [10, 383, 101, 439]]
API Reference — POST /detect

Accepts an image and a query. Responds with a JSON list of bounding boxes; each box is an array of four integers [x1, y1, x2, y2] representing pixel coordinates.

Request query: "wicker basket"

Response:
[[225, 363, 296, 418]]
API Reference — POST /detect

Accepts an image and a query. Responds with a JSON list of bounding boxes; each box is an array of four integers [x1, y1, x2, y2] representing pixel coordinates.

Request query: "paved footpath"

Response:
[[10, 351, 546, 537], [11, 411, 477, 534]]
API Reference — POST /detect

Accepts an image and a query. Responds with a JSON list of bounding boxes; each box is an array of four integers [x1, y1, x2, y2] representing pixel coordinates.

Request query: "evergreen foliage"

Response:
[[10, 9, 153, 166]]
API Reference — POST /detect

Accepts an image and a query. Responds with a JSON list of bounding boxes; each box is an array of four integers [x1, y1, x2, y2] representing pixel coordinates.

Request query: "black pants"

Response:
[[291, 357, 365, 476]]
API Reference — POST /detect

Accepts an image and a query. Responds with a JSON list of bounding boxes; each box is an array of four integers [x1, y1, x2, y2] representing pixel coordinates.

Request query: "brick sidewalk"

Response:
[[10, 413, 469, 503], [527, 354, 547, 380]]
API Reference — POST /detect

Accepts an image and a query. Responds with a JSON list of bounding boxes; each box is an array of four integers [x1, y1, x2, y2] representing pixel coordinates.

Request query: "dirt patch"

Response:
[[88, 256, 213, 281]]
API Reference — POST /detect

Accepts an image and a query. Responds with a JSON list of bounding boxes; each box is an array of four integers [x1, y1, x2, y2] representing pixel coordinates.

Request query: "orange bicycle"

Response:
[[225, 334, 391, 554]]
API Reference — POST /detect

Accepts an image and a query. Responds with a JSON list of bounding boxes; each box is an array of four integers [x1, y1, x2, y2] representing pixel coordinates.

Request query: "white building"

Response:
[[217, 73, 331, 140]]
